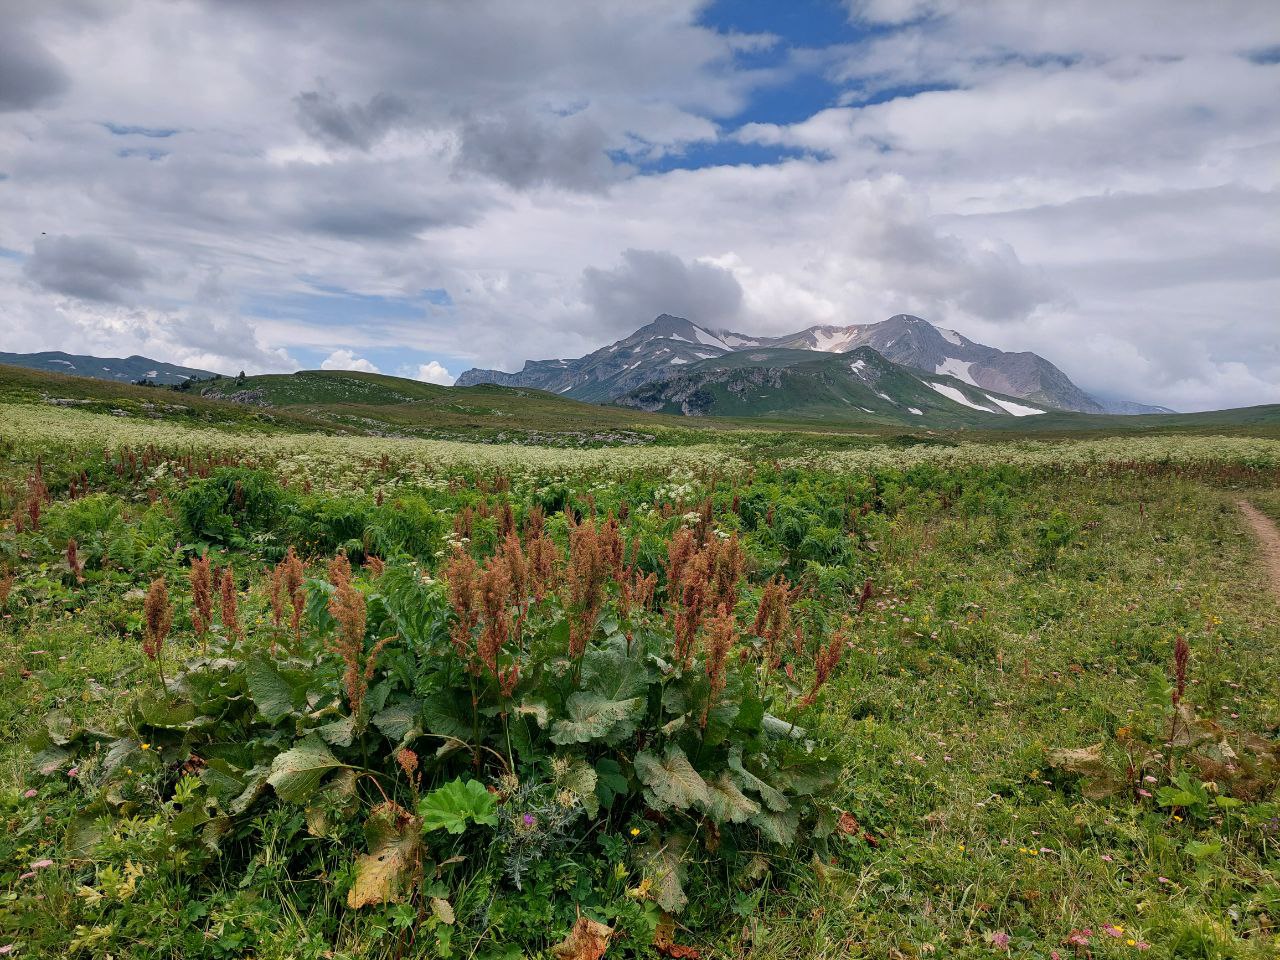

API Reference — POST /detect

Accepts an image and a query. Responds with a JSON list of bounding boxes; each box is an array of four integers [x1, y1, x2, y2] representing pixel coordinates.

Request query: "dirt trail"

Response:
[[1237, 500, 1280, 601]]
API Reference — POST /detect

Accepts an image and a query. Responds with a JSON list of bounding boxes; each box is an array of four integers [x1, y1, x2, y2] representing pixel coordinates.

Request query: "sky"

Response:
[[1, 0, 1278, 411]]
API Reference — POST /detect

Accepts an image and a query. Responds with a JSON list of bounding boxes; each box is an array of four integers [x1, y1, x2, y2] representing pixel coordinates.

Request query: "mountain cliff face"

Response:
[[614, 345, 1054, 426], [457, 313, 1166, 414], [455, 314, 767, 402]]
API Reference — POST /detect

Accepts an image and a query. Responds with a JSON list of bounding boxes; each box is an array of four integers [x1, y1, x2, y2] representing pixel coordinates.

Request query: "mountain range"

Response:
[[0, 350, 219, 386], [457, 314, 1172, 415]]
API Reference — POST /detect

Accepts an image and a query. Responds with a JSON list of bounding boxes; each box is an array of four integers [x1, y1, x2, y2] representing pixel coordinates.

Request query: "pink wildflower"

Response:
[[66, 767, 78, 778], [18, 872, 34, 881], [1137, 788, 1152, 798], [1103, 924, 1124, 938], [30, 859, 53, 870], [23, 788, 36, 798], [1101, 854, 1113, 862], [1158, 876, 1171, 884], [990, 931, 1010, 951]]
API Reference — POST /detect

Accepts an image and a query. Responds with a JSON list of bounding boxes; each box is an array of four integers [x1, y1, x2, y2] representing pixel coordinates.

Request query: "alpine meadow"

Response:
[[2, 2, 1279, 959]]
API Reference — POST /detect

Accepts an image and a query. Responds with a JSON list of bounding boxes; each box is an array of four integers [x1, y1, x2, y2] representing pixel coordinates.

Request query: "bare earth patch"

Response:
[[1237, 499, 1280, 601]]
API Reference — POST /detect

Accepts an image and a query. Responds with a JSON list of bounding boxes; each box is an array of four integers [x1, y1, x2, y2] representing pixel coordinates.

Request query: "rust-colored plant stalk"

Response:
[[190, 554, 213, 641], [564, 518, 608, 659], [0, 568, 13, 607], [855, 577, 874, 615], [701, 606, 737, 726], [752, 575, 794, 669], [327, 551, 387, 717], [277, 546, 306, 638], [445, 548, 481, 662], [1172, 635, 1190, 706], [219, 567, 243, 645], [66, 538, 84, 585], [799, 627, 846, 707], [143, 576, 173, 690]]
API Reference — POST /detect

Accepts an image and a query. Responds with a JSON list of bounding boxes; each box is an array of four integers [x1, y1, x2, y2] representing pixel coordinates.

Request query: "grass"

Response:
[[0, 371, 1278, 958]]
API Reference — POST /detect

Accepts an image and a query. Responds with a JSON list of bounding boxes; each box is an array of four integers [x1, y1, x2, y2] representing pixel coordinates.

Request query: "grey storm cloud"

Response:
[[0, 30, 70, 112], [24, 235, 155, 302], [456, 110, 624, 192], [294, 87, 411, 151], [582, 249, 744, 331]]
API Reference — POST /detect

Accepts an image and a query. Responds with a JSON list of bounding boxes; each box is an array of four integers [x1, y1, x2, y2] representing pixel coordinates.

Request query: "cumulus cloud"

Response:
[[0, 29, 69, 112], [294, 86, 410, 151], [582, 249, 745, 332], [321, 349, 380, 373], [24, 235, 155, 302], [456, 110, 623, 192], [0, 0, 1275, 410], [413, 360, 453, 385]]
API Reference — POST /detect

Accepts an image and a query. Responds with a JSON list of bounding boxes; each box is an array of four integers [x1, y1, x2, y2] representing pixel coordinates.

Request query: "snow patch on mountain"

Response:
[[984, 394, 1045, 416], [935, 357, 977, 385], [924, 381, 992, 412]]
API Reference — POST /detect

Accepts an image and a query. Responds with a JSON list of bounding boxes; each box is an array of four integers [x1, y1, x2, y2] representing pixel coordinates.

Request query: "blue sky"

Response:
[[1, 1, 1277, 408]]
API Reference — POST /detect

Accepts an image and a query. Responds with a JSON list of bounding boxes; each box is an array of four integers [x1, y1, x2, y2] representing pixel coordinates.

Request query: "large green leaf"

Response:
[[267, 736, 342, 804], [638, 833, 691, 914], [750, 805, 799, 845], [581, 644, 652, 700], [634, 746, 710, 812], [347, 802, 423, 909], [245, 656, 297, 724], [418, 777, 498, 834], [550, 692, 644, 746], [372, 700, 421, 743], [702, 771, 760, 824], [421, 691, 471, 741], [729, 748, 790, 812]]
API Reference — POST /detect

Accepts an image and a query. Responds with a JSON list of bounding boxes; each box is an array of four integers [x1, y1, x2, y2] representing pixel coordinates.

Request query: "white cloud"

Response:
[[0, 1, 1275, 411], [414, 361, 453, 385], [320, 349, 379, 373]]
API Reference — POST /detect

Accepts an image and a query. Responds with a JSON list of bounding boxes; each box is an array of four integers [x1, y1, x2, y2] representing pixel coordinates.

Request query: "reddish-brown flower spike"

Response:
[[0, 568, 14, 608], [190, 554, 213, 638], [1172, 635, 1190, 705], [277, 546, 306, 638], [143, 577, 173, 689], [701, 606, 737, 726], [855, 577, 874, 614], [752, 575, 794, 669], [327, 551, 372, 715], [444, 548, 481, 662], [477, 556, 513, 678], [800, 627, 846, 707], [66, 538, 84, 585], [564, 519, 608, 659]]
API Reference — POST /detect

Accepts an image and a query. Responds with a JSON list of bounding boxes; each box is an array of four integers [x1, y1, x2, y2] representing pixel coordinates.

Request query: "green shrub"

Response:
[[177, 467, 285, 547]]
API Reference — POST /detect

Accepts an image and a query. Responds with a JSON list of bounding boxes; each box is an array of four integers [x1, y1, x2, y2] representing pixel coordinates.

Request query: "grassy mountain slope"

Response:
[[0, 350, 220, 385]]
